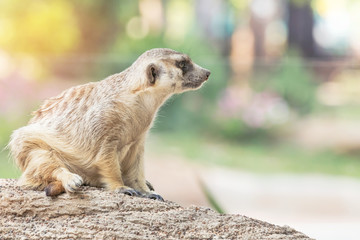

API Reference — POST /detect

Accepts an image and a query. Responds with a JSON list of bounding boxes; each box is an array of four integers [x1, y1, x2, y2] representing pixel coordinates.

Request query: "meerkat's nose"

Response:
[[205, 70, 211, 80]]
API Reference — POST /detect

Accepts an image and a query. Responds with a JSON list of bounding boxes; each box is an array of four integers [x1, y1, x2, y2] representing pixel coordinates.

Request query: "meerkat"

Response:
[[8, 48, 210, 200]]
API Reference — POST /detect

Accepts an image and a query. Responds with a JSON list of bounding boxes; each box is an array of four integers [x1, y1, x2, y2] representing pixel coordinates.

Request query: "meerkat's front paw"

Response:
[[116, 186, 142, 197], [63, 173, 83, 193], [144, 192, 164, 201]]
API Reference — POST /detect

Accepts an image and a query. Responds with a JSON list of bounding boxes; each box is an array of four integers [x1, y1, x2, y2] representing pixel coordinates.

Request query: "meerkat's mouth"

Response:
[[182, 79, 206, 89], [182, 70, 210, 89]]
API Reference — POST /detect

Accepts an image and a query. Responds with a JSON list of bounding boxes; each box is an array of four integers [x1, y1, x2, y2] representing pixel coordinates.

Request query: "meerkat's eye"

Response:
[[176, 60, 189, 71], [179, 61, 186, 68]]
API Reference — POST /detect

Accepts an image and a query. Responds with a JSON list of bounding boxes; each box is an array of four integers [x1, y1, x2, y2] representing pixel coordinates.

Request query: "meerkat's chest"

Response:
[[113, 101, 155, 132]]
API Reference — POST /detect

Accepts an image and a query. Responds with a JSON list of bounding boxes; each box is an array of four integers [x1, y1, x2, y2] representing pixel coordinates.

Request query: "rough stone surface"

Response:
[[0, 179, 313, 239]]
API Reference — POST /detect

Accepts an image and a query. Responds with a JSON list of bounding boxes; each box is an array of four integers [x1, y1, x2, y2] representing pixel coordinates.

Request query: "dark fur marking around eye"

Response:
[[176, 59, 193, 75]]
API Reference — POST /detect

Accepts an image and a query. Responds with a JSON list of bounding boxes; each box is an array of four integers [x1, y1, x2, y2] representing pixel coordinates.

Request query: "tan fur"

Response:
[[8, 48, 210, 199]]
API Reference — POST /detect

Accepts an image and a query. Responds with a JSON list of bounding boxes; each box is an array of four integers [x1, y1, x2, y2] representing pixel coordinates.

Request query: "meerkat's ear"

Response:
[[147, 63, 158, 85]]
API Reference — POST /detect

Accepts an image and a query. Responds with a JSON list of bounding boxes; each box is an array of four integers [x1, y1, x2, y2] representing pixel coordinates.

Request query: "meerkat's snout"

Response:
[[179, 61, 211, 90]]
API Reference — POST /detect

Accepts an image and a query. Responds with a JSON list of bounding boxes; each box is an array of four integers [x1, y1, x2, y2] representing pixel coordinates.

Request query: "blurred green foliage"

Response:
[[253, 53, 317, 115], [270, 56, 317, 115], [150, 133, 360, 178], [0, 150, 20, 178], [1, 0, 359, 181]]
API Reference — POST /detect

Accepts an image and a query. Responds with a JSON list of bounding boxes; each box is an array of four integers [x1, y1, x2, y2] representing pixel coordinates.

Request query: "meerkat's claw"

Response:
[[146, 180, 155, 191], [63, 173, 83, 193], [144, 193, 164, 201], [116, 187, 142, 197], [124, 189, 141, 197]]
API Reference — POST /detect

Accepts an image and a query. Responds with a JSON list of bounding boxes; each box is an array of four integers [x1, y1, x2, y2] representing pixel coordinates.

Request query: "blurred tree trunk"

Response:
[[250, 13, 266, 59], [74, 0, 122, 54], [287, 0, 315, 58]]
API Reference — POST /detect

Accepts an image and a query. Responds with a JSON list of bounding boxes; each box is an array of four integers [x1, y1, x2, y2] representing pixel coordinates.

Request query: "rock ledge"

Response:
[[0, 179, 312, 239]]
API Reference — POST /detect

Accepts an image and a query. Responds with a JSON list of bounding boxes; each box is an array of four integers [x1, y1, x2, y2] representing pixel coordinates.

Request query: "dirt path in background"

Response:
[[145, 153, 360, 240], [293, 117, 360, 151]]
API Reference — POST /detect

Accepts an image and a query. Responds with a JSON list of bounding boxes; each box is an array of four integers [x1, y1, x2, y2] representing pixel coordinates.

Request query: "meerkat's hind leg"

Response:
[[53, 167, 84, 193], [41, 167, 83, 196], [16, 150, 83, 195]]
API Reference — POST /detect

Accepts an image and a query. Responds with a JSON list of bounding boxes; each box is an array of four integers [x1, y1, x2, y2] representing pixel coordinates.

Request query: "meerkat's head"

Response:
[[133, 48, 210, 94]]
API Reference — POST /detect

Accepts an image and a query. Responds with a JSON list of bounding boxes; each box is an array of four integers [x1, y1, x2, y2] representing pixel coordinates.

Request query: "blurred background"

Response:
[[0, 0, 360, 239]]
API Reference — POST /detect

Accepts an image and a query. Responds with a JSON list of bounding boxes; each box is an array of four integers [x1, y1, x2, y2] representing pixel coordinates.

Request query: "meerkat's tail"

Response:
[[7, 124, 83, 195]]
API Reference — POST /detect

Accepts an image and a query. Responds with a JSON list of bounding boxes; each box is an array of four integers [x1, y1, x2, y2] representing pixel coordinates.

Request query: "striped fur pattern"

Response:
[[8, 48, 210, 199]]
